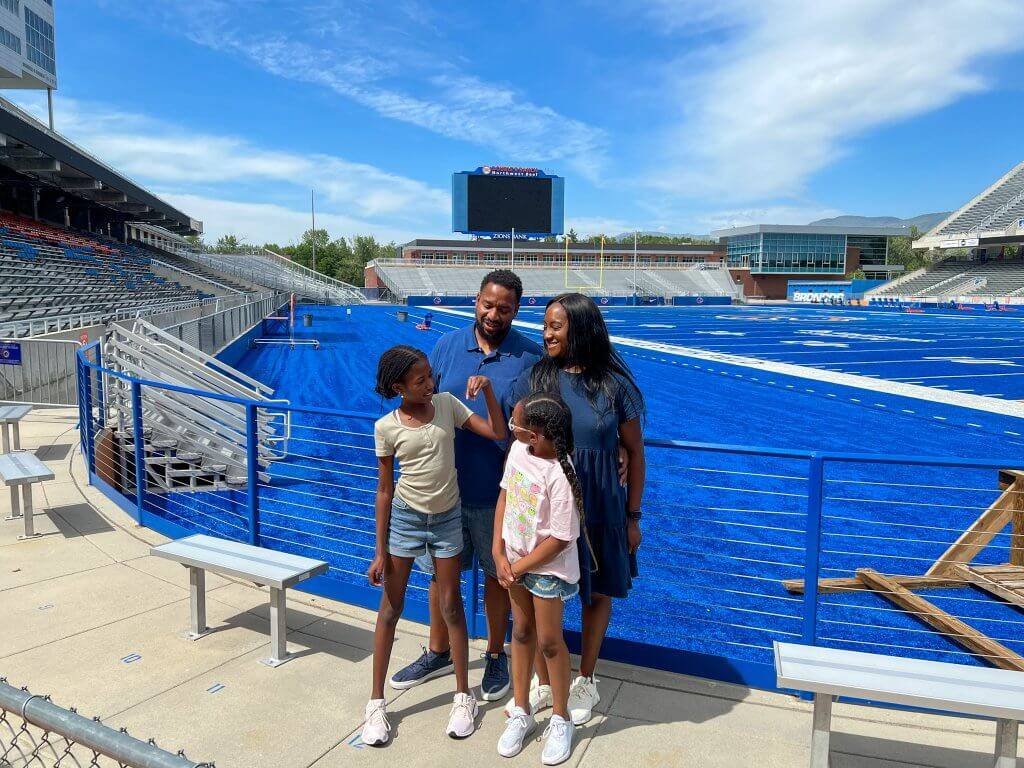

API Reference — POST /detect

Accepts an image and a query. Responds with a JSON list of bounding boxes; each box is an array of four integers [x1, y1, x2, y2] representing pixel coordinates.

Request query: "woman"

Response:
[[503, 292, 646, 726]]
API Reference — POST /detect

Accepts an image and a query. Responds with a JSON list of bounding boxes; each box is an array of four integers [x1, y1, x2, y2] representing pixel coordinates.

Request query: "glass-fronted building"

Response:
[[713, 224, 906, 299], [715, 225, 904, 278]]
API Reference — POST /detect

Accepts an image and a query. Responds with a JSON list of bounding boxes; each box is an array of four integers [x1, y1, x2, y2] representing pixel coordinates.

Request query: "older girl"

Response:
[[363, 344, 506, 746]]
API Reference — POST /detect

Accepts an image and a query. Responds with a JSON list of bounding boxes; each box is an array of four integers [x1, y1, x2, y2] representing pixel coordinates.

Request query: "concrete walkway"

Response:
[[0, 409, 1017, 767]]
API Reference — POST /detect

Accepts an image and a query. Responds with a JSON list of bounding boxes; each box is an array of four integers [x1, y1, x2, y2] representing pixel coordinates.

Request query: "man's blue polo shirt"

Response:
[[430, 322, 542, 509]]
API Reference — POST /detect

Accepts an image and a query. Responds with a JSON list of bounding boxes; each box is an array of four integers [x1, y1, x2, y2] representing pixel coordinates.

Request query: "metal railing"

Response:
[[153, 292, 285, 356], [0, 293, 278, 406], [0, 337, 80, 405], [0, 295, 228, 340], [0, 678, 210, 767], [156, 246, 363, 304], [76, 343, 1024, 689]]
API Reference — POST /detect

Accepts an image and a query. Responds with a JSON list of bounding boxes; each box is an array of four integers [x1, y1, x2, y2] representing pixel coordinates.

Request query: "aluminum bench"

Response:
[[151, 533, 329, 667], [0, 451, 55, 539], [775, 641, 1024, 768]]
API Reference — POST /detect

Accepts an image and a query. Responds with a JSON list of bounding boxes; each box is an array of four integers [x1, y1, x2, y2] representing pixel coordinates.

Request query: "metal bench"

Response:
[[0, 451, 54, 539], [151, 534, 329, 667], [775, 641, 1024, 768]]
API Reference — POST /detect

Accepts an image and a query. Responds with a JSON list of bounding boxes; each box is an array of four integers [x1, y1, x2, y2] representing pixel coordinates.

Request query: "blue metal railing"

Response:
[[75, 341, 1024, 689]]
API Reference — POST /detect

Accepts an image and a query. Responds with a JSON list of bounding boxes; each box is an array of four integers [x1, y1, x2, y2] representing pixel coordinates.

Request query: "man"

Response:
[[390, 269, 542, 701]]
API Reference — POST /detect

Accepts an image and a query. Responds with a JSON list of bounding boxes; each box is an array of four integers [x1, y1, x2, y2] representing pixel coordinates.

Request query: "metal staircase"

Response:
[[102, 319, 290, 492]]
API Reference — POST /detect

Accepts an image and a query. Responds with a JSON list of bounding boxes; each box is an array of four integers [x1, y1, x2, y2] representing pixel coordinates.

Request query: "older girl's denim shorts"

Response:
[[387, 494, 463, 560], [521, 572, 579, 602]]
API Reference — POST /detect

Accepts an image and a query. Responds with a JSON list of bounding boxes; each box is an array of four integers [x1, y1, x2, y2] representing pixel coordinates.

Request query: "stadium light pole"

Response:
[[633, 231, 638, 299], [311, 189, 317, 274]]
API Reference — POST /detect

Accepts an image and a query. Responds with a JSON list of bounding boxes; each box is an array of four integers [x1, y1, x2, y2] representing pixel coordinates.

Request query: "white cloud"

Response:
[[692, 204, 844, 233], [104, 1, 608, 179], [159, 193, 420, 244], [646, 0, 1024, 200], [6, 92, 450, 241], [566, 216, 636, 237]]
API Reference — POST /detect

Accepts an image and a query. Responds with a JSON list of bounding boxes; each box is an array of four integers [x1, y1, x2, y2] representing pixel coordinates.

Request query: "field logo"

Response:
[[696, 297, 704, 304], [528, 297, 537, 305], [600, 297, 609, 305], [433, 296, 442, 305]]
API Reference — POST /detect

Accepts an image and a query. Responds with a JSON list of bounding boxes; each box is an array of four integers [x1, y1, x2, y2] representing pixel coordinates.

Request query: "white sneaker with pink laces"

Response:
[[446, 692, 479, 738], [361, 698, 391, 746]]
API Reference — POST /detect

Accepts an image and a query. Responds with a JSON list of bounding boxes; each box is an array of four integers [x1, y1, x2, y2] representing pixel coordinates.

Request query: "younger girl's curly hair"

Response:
[[375, 345, 428, 399], [520, 392, 597, 571]]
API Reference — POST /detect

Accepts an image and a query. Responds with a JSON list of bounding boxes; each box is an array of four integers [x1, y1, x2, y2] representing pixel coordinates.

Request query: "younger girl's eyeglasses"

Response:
[[508, 416, 535, 436]]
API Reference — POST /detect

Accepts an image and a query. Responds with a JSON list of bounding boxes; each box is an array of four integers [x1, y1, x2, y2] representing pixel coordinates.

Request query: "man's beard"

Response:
[[476, 319, 510, 345]]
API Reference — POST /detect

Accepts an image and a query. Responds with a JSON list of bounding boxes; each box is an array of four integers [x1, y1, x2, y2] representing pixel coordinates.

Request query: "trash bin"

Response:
[[396, 310, 408, 322], [303, 313, 313, 327]]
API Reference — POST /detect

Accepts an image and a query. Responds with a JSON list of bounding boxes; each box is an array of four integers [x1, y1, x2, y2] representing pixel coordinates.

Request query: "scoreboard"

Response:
[[452, 167, 564, 237]]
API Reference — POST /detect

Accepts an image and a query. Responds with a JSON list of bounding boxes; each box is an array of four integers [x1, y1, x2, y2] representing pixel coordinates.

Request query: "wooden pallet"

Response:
[[952, 564, 1024, 609], [856, 568, 1024, 672]]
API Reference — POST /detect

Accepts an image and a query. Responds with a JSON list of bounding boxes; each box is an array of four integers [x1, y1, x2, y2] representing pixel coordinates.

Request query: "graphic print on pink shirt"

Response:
[[500, 440, 580, 584]]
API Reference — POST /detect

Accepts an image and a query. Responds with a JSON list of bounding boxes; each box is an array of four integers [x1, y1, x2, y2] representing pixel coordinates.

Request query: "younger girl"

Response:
[[492, 394, 583, 766], [363, 345, 506, 746]]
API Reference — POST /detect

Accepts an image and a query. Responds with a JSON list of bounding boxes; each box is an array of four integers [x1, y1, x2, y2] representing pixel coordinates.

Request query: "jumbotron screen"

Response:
[[468, 175, 551, 233], [452, 167, 564, 236]]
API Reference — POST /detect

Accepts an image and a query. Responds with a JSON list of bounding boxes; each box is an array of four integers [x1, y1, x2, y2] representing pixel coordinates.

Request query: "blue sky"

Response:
[[11, 0, 1024, 244]]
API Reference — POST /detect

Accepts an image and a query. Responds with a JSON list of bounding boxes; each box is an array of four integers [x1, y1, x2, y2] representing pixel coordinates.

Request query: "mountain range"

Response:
[[808, 212, 950, 231]]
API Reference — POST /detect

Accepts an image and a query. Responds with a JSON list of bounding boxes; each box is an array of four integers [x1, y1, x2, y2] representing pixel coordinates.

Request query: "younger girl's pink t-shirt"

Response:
[[499, 440, 581, 584]]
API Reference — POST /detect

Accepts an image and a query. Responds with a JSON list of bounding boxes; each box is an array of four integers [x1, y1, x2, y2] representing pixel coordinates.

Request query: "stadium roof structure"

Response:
[[914, 161, 1024, 250], [403, 238, 719, 254], [0, 96, 201, 236], [711, 224, 907, 239]]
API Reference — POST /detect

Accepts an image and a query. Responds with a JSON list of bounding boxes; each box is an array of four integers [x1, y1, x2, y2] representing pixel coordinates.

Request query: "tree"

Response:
[[260, 230, 397, 286], [566, 228, 578, 243], [184, 235, 204, 250], [214, 234, 243, 253]]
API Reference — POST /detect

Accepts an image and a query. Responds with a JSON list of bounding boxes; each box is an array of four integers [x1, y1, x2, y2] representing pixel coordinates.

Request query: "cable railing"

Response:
[[76, 347, 1024, 689]]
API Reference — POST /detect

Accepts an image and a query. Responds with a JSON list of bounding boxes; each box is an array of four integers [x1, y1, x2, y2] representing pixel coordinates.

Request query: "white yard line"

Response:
[[432, 307, 1024, 420]]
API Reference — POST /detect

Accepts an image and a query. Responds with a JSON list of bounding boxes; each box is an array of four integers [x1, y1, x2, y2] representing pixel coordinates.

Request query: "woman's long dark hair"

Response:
[[530, 293, 645, 418]]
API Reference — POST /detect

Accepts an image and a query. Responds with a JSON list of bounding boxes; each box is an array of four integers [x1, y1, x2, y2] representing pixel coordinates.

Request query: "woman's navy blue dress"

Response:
[[507, 369, 643, 604]]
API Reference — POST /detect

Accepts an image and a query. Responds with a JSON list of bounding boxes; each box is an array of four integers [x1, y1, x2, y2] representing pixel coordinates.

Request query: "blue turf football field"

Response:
[[165, 303, 1024, 679]]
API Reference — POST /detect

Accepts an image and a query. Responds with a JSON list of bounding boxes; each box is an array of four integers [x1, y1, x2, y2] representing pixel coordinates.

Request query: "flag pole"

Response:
[[511, 226, 515, 269], [311, 189, 317, 273]]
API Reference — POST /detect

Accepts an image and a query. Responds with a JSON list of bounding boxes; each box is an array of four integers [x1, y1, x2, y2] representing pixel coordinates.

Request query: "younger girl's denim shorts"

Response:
[[388, 495, 463, 560], [521, 572, 579, 602]]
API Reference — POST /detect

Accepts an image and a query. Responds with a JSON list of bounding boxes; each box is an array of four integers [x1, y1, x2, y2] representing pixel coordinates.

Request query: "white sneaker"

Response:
[[503, 676, 552, 717], [541, 714, 574, 765], [446, 692, 479, 739], [567, 675, 600, 725], [497, 706, 536, 758], [360, 699, 391, 747]]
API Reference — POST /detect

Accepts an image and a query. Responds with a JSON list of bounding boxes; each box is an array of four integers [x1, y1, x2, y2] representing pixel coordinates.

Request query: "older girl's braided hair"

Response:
[[520, 393, 598, 572], [375, 345, 427, 399]]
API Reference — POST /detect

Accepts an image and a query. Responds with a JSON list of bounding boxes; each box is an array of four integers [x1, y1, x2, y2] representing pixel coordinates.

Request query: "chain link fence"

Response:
[[0, 679, 210, 768]]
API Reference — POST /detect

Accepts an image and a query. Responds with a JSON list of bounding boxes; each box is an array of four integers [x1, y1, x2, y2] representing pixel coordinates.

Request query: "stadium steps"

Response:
[[101, 319, 289, 492]]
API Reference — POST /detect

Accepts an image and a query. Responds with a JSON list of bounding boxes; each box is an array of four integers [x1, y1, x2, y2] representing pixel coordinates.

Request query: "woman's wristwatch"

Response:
[[627, 508, 642, 522]]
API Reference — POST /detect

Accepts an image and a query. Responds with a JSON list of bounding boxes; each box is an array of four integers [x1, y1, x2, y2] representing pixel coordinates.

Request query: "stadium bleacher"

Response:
[[371, 259, 739, 301], [932, 160, 1024, 237], [874, 258, 1024, 298], [0, 212, 206, 333]]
